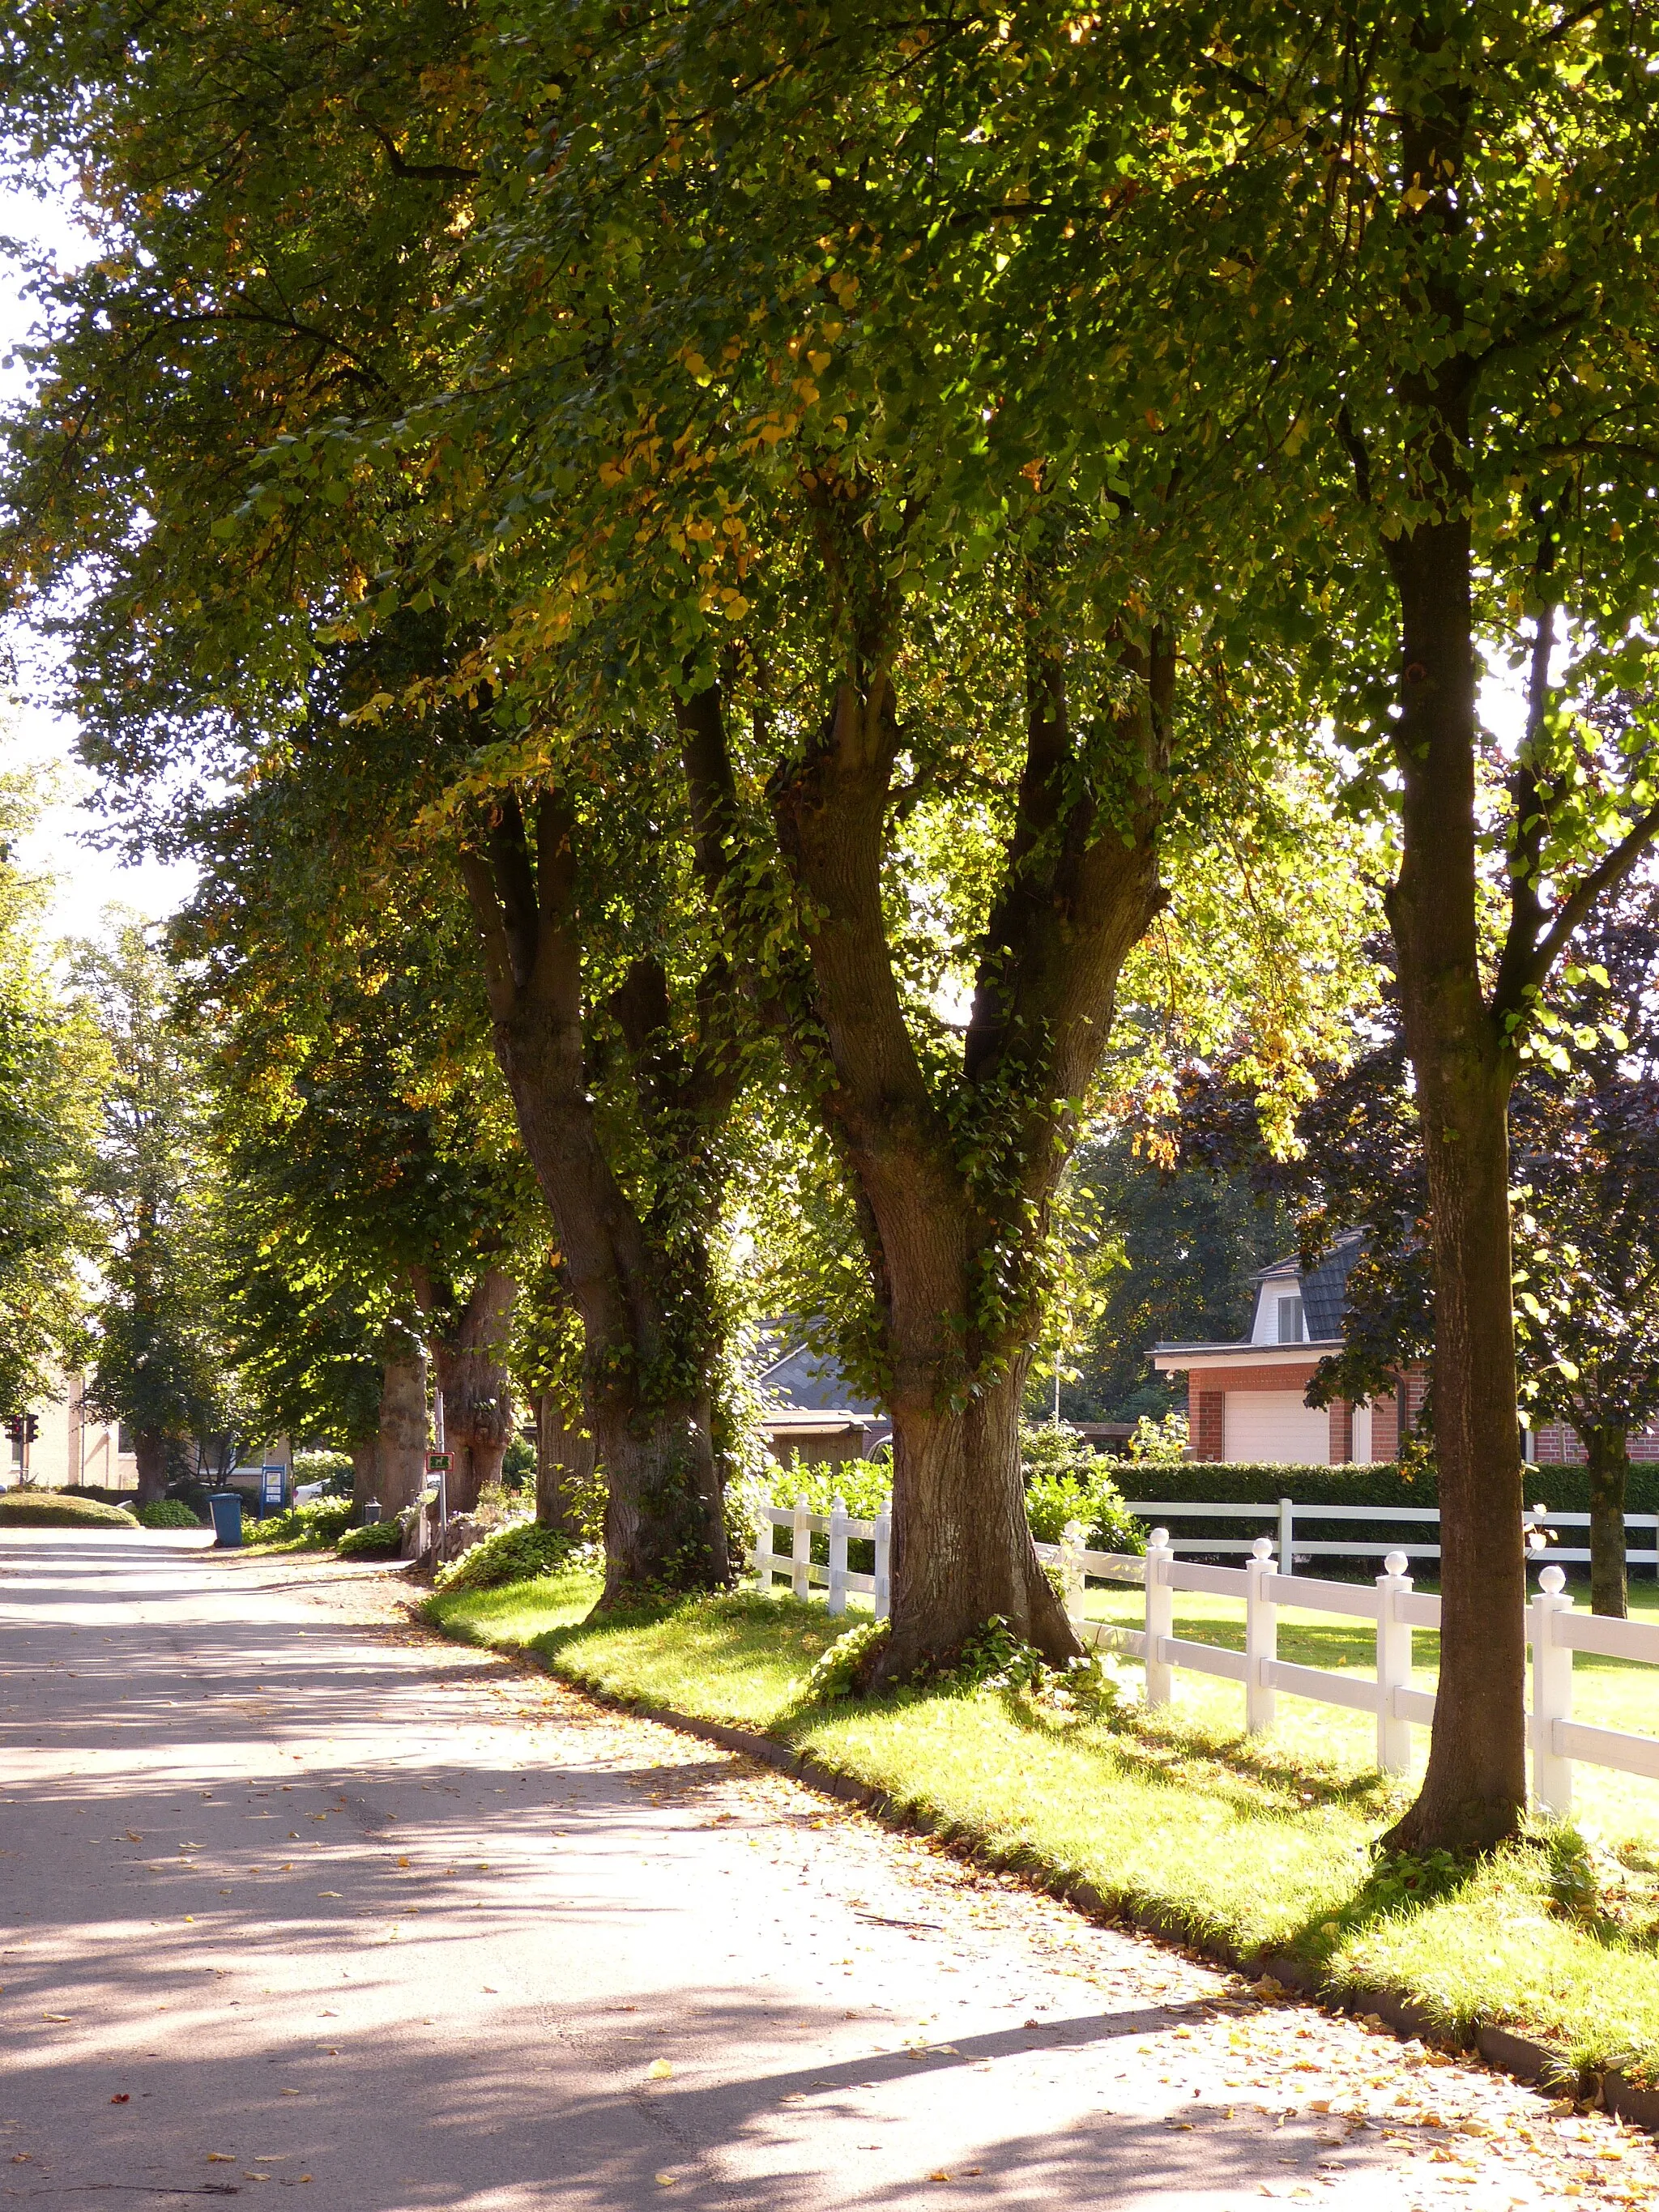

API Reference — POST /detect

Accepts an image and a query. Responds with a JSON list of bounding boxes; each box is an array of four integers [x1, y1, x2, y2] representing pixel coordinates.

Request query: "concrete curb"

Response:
[[448, 1622, 1657, 2135]]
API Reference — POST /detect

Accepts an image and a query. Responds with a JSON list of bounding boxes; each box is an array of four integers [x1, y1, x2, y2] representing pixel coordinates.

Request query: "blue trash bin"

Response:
[[207, 1491, 243, 1548]]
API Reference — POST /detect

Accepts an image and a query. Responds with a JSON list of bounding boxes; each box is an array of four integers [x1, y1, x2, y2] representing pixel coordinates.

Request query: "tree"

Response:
[[1063, 1128, 1292, 1423], [1184, 884, 1659, 1624], [1510, 888, 1659, 1620], [0, 767, 100, 1422], [382, 0, 1375, 1681], [0, 0, 747, 1596], [73, 923, 231, 1502]]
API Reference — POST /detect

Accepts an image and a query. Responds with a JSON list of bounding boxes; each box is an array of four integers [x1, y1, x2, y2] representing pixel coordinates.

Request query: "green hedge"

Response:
[[1105, 1460, 1659, 1514]]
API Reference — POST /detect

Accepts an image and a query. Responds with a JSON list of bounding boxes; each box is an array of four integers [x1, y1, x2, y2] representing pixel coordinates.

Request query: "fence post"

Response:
[[828, 1495, 848, 1616], [1277, 1497, 1294, 1571], [791, 1494, 812, 1601], [754, 1499, 775, 1594], [873, 1495, 892, 1621], [1246, 1535, 1277, 1735], [1530, 1562, 1575, 1819], [1060, 1518, 1086, 1622], [1143, 1528, 1174, 1710], [1375, 1549, 1414, 1777]]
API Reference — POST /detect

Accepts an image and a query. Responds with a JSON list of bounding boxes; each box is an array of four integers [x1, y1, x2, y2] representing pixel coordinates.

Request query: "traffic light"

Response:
[[2, 1417, 19, 1445], [23, 1415, 37, 1445]]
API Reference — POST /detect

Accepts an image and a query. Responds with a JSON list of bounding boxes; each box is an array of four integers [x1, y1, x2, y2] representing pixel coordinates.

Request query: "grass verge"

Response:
[[428, 1571, 1659, 2088], [0, 1489, 137, 1527]]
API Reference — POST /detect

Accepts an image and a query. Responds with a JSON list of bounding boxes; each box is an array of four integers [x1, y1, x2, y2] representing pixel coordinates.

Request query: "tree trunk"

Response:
[[426, 1268, 518, 1515], [1382, 495, 1529, 1854], [376, 1345, 429, 1517], [699, 601, 1171, 1684], [458, 786, 732, 1604], [882, 1355, 1073, 1678], [134, 1431, 168, 1507], [1584, 1425, 1630, 1619], [535, 1391, 596, 1538], [349, 1436, 380, 1519]]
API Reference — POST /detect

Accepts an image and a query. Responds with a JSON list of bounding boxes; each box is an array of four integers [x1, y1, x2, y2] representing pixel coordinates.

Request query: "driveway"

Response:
[[1, 1527, 1651, 2210]]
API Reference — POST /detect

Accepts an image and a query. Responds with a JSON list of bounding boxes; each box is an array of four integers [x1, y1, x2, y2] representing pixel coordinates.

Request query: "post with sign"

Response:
[[258, 1463, 287, 1515], [428, 1386, 450, 1546]]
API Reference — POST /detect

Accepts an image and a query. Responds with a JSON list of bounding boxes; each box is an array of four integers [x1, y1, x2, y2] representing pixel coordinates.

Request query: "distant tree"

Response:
[[1510, 890, 1659, 1618], [73, 923, 231, 1503], [1060, 1127, 1290, 1424], [1183, 889, 1659, 1620], [0, 771, 100, 1426]]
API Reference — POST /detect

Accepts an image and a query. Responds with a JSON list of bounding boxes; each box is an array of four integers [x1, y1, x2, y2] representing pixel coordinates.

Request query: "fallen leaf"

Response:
[[41, 2013, 73, 2022], [646, 2059, 673, 2079], [928, 2172, 953, 2184], [654, 2176, 676, 2189], [279, 2090, 301, 2098], [397, 1856, 411, 1868], [110, 2094, 130, 2104], [317, 1891, 342, 1899], [207, 2153, 237, 2163], [125, 1831, 142, 1842]]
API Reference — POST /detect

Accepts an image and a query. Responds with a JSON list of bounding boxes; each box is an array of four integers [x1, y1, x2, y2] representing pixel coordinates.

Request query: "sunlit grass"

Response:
[[431, 1571, 1659, 2082], [1079, 1579, 1659, 1845]]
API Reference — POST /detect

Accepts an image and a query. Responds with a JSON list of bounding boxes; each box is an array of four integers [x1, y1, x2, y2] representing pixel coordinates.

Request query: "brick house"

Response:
[[1153, 1231, 1659, 1465]]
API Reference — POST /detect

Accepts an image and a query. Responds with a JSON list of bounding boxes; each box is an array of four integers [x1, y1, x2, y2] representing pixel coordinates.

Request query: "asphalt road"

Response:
[[2, 1528, 1654, 2211]]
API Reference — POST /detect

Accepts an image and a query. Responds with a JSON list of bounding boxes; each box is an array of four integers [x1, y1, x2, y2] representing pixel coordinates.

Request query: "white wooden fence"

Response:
[[752, 1494, 1659, 1818], [1123, 1497, 1659, 1575], [753, 1496, 892, 1618], [1047, 1523, 1659, 1818]]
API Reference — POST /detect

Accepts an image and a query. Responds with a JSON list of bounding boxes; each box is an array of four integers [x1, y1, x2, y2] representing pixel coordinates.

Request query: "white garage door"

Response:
[[1224, 1391, 1330, 1465]]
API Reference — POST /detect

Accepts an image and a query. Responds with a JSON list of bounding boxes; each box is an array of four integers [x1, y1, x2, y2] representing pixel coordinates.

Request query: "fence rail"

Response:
[[752, 1491, 1659, 1818], [1123, 1497, 1659, 1574]]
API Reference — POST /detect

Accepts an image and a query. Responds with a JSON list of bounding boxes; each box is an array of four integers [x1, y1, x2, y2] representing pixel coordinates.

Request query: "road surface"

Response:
[[2, 1526, 1653, 2210]]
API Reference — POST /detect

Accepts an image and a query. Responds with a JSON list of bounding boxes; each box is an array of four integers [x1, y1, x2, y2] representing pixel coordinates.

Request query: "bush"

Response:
[[433, 1519, 575, 1592], [134, 1499, 203, 1529], [0, 1489, 138, 1527], [501, 1433, 535, 1490], [337, 1515, 407, 1559], [1021, 1422, 1145, 1554], [243, 1498, 354, 1548]]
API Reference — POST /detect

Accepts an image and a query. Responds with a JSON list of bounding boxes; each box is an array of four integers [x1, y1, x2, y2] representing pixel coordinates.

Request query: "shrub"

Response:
[[1021, 1423, 1145, 1554], [134, 1499, 203, 1529], [243, 1498, 354, 1548], [0, 1490, 138, 1527], [336, 1516, 406, 1559], [433, 1519, 576, 1592], [753, 1455, 892, 1519], [806, 1617, 890, 1700]]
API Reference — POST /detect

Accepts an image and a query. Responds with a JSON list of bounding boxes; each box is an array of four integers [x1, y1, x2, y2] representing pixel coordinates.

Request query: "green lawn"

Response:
[[429, 1566, 1659, 2088], [1077, 1576, 1659, 1847]]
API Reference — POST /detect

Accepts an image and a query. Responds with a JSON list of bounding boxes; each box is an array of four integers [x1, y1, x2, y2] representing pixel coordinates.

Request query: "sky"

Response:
[[1, 169, 199, 945]]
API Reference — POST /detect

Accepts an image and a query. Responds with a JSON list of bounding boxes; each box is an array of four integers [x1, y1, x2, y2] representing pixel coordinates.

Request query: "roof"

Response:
[[755, 1328, 885, 1417], [1155, 1229, 1366, 1362]]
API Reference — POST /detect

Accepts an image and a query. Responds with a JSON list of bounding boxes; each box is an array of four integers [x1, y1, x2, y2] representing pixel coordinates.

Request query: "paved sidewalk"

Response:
[[2, 1527, 1653, 2210]]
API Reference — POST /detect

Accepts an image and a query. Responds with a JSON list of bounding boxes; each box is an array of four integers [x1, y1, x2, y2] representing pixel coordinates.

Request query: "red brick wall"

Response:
[[1189, 1381, 1225, 1461], [1328, 1400, 1353, 1463]]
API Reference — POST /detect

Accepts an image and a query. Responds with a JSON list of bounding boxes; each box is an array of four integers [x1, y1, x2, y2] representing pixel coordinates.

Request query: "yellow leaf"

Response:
[[207, 2153, 237, 2163], [646, 2059, 673, 2079], [317, 1891, 342, 1899], [397, 1856, 411, 1868]]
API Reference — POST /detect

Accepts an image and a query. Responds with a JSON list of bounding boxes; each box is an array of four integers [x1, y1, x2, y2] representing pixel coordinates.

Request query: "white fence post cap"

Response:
[[1384, 1549, 1408, 1576], [1149, 1526, 1170, 1548], [1539, 1563, 1567, 1594], [1252, 1536, 1274, 1561]]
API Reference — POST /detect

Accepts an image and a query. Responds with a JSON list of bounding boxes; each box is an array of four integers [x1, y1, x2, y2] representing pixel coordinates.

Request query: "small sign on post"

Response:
[[258, 1464, 287, 1514]]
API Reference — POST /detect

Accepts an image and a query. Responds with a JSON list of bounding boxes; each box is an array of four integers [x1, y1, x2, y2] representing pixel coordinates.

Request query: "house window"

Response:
[[1277, 1296, 1305, 1344], [117, 1424, 133, 1456]]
